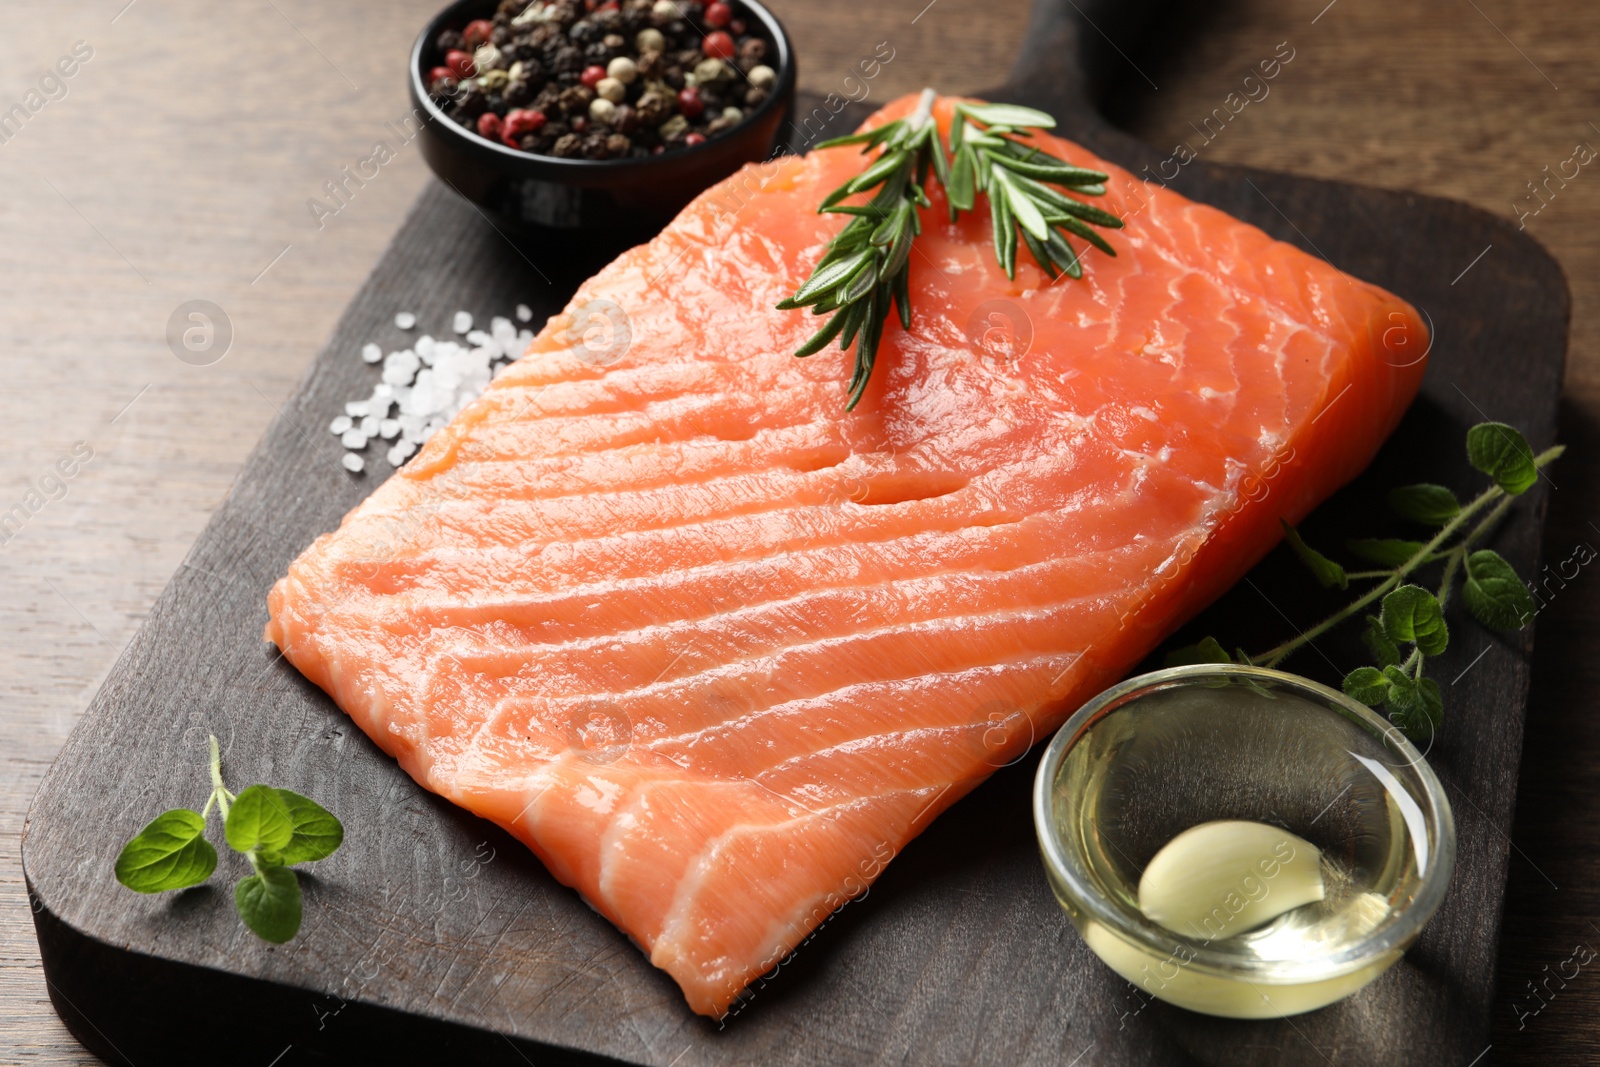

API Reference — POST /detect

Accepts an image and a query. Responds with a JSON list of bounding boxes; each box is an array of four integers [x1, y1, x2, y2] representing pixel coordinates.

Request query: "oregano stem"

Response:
[[1251, 444, 1562, 669], [208, 734, 233, 822]]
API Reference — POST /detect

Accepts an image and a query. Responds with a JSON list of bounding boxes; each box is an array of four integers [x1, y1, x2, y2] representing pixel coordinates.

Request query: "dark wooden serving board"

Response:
[[24, 1, 1568, 1064]]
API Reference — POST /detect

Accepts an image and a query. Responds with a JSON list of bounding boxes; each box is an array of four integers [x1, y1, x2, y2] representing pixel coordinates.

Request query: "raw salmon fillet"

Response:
[[267, 94, 1427, 1017]]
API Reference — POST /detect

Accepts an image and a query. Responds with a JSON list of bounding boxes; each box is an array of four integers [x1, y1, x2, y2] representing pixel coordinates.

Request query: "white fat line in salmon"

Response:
[[1112, 443, 1298, 632]]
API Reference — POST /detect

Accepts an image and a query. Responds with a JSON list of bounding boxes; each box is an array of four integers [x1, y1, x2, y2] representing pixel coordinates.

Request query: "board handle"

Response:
[[991, 0, 1174, 155]]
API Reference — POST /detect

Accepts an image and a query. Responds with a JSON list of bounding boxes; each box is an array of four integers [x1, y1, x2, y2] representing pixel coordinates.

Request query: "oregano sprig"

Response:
[[780, 90, 1123, 407], [115, 735, 343, 943], [1169, 422, 1562, 740]]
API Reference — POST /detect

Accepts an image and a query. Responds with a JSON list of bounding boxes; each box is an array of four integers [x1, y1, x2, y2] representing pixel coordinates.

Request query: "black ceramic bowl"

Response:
[[410, 0, 796, 234]]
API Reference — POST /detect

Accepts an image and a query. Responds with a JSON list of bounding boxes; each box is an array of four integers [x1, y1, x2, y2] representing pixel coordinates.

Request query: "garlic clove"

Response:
[[1137, 820, 1325, 940]]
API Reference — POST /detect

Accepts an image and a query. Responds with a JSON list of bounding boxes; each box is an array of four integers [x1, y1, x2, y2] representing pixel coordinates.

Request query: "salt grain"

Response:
[[342, 453, 365, 473], [340, 306, 529, 469]]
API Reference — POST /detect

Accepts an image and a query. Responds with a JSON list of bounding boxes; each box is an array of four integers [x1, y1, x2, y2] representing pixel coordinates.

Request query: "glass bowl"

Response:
[[1033, 663, 1456, 1019]]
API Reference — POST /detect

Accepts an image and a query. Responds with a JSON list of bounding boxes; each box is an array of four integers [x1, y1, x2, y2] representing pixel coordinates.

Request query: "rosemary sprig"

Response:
[[780, 91, 1125, 407], [945, 101, 1123, 280], [777, 88, 948, 410]]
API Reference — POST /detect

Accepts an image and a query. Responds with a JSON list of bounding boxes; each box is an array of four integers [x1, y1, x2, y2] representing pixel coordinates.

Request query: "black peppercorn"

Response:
[[550, 45, 583, 73], [635, 90, 672, 126], [664, 65, 685, 89], [580, 131, 610, 159], [569, 18, 598, 44], [737, 38, 766, 69], [504, 78, 533, 106], [606, 132, 632, 157], [558, 84, 596, 114], [455, 83, 489, 117], [491, 25, 511, 46], [436, 28, 464, 53], [613, 104, 639, 134], [533, 84, 563, 112], [551, 133, 582, 157]]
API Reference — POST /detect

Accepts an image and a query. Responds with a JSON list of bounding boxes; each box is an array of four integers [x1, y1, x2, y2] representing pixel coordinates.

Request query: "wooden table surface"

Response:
[[2, 1, 1595, 1062]]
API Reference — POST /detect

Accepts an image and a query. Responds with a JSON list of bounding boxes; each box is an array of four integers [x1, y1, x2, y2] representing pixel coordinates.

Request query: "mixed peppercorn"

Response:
[[427, 0, 779, 160]]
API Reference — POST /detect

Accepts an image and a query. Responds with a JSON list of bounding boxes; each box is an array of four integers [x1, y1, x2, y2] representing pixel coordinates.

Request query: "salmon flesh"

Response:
[[266, 94, 1428, 1017]]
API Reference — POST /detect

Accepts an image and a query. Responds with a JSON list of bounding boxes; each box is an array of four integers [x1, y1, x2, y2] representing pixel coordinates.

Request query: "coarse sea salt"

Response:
[[336, 306, 533, 474]]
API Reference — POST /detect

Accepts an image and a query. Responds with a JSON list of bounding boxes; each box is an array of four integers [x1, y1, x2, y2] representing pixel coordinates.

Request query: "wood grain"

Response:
[[0, 0, 1595, 1064]]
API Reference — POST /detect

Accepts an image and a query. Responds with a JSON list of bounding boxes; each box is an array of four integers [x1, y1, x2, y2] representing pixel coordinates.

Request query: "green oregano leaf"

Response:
[[1386, 484, 1460, 525], [225, 785, 295, 855], [1281, 520, 1348, 589], [1362, 615, 1401, 668], [1164, 636, 1233, 668], [1382, 668, 1443, 739], [1381, 585, 1450, 656], [114, 809, 217, 894], [1462, 549, 1537, 630], [234, 866, 303, 944], [272, 789, 345, 865], [1343, 666, 1390, 706], [1466, 422, 1538, 496]]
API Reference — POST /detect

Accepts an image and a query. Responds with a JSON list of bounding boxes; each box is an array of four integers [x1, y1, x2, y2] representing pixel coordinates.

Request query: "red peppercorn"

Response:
[[676, 86, 704, 118], [502, 108, 547, 146], [427, 66, 456, 91], [704, 2, 732, 27], [462, 19, 495, 48], [702, 31, 736, 60], [572, 116, 589, 133], [652, 144, 665, 154], [477, 112, 504, 140], [445, 49, 476, 80], [685, 132, 706, 146], [729, 17, 746, 34], [580, 64, 608, 88]]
